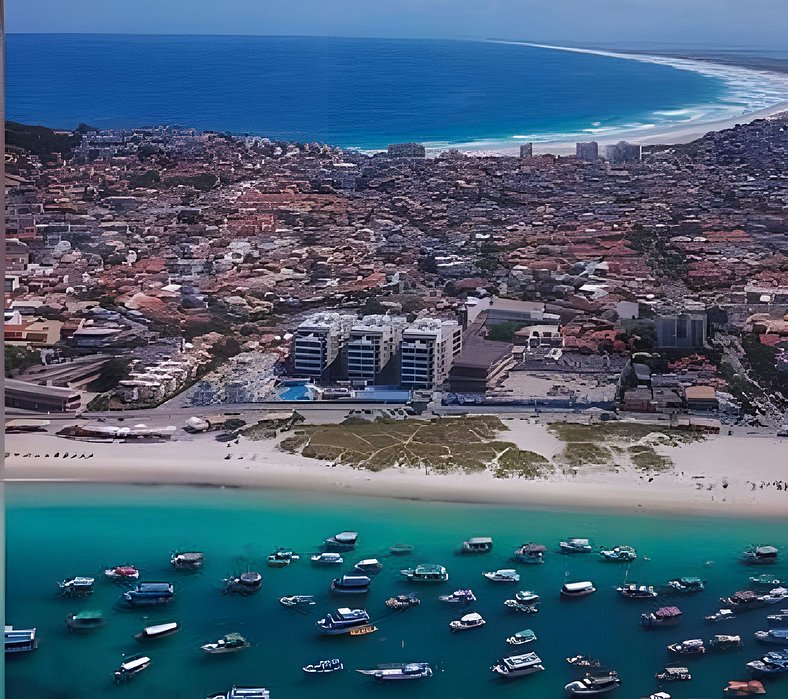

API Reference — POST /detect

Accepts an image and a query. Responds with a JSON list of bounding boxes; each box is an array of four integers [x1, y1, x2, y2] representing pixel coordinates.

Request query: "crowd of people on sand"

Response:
[[6, 451, 95, 459], [747, 479, 788, 492]]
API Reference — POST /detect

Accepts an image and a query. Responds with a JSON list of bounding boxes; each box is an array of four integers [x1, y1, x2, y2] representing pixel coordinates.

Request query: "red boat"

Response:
[[104, 565, 140, 581]]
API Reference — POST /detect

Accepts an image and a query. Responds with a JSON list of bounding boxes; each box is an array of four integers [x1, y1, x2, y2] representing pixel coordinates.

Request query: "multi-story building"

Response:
[[519, 142, 534, 158], [346, 315, 407, 383], [605, 141, 642, 164], [292, 312, 356, 379], [576, 141, 599, 161], [400, 318, 463, 389], [655, 308, 708, 349]]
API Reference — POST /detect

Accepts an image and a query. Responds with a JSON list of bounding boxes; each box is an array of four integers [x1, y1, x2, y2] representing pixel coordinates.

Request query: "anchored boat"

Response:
[[709, 634, 743, 650], [4, 626, 37, 653], [123, 582, 175, 607], [655, 666, 691, 681], [617, 583, 658, 600], [170, 551, 204, 570], [439, 589, 475, 603], [280, 595, 316, 607], [354, 559, 382, 574], [303, 658, 343, 674], [330, 575, 371, 595], [114, 655, 151, 683], [641, 606, 682, 628], [316, 608, 370, 635], [461, 537, 493, 554], [201, 633, 250, 654], [513, 542, 546, 564], [389, 543, 414, 555], [66, 610, 105, 631], [104, 565, 140, 581], [449, 612, 486, 632], [401, 564, 448, 583], [57, 576, 95, 596], [483, 569, 520, 583], [267, 548, 299, 567], [206, 687, 270, 699], [311, 553, 343, 565], [357, 662, 432, 681], [224, 572, 262, 595], [565, 671, 621, 695], [562, 581, 596, 598], [666, 577, 705, 594], [506, 628, 537, 645], [560, 538, 593, 554], [742, 545, 778, 565], [134, 621, 180, 640], [385, 594, 420, 610], [705, 608, 735, 623], [324, 531, 358, 552], [754, 629, 788, 645], [600, 545, 637, 562], [491, 651, 544, 678], [668, 639, 706, 655]]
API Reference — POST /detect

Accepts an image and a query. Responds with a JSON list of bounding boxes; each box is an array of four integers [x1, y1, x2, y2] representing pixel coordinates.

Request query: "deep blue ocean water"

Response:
[[6, 34, 737, 149], [5, 484, 787, 698]]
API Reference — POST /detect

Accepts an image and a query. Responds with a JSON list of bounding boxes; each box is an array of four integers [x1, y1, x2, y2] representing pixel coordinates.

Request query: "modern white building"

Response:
[[346, 315, 407, 382], [293, 312, 356, 379], [400, 318, 463, 389]]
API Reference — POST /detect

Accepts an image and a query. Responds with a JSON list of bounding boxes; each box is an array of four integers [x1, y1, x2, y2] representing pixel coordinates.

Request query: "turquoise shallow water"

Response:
[[5, 484, 787, 698]]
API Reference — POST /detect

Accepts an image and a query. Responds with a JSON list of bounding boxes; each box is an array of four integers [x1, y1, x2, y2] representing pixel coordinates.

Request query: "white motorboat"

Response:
[[491, 651, 544, 678], [134, 621, 179, 640], [560, 538, 593, 553], [565, 671, 621, 695], [356, 662, 432, 681], [483, 569, 520, 583], [280, 595, 316, 607], [316, 608, 370, 635], [201, 633, 250, 654], [311, 553, 343, 565], [354, 559, 382, 574], [449, 612, 486, 632], [439, 589, 475, 603], [561, 581, 596, 598], [114, 655, 151, 683], [303, 658, 343, 674], [506, 628, 537, 645]]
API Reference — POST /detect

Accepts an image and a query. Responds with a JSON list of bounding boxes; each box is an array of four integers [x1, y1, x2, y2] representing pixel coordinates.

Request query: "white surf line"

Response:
[[492, 40, 788, 116]]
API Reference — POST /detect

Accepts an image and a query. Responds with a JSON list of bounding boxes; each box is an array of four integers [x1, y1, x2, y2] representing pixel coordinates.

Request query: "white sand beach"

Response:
[[5, 421, 787, 518]]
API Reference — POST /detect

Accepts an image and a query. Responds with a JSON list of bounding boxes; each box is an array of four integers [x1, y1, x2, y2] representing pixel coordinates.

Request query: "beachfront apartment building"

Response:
[[576, 141, 599, 161], [346, 314, 407, 383], [292, 312, 356, 379], [400, 318, 463, 390], [605, 140, 642, 164]]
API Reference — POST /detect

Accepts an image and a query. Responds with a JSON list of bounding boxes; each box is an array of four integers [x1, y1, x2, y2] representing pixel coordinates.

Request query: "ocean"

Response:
[[7, 34, 788, 151], [5, 483, 786, 698]]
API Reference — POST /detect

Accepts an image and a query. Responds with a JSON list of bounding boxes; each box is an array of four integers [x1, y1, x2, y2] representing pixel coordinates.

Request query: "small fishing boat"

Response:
[[514, 590, 540, 604], [564, 671, 621, 695], [560, 538, 593, 554], [324, 531, 358, 552], [389, 543, 413, 555], [356, 662, 432, 681], [705, 608, 735, 624], [201, 632, 250, 654], [566, 655, 601, 668], [331, 575, 371, 595], [401, 564, 448, 583], [504, 599, 540, 614], [104, 565, 140, 581], [439, 589, 475, 603], [750, 573, 782, 587], [349, 624, 377, 636], [385, 594, 420, 610], [354, 559, 382, 574], [491, 651, 544, 678], [66, 610, 104, 631], [4, 626, 37, 653], [724, 679, 766, 695], [123, 582, 175, 607], [267, 548, 299, 568], [449, 612, 486, 632], [666, 577, 705, 594], [655, 666, 691, 681], [170, 551, 204, 570], [723, 590, 764, 611], [561, 581, 596, 598], [206, 686, 270, 699], [754, 628, 788, 645], [57, 576, 95, 596], [747, 649, 788, 676], [507, 629, 537, 645], [513, 542, 546, 564], [668, 639, 706, 655], [709, 634, 743, 650], [641, 606, 683, 628], [316, 608, 370, 635], [279, 595, 316, 607], [134, 621, 180, 640], [461, 536, 493, 554], [303, 658, 343, 674], [617, 583, 657, 600], [483, 569, 520, 583], [311, 553, 343, 565], [600, 545, 637, 562], [742, 545, 778, 565], [224, 572, 262, 595], [762, 587, 788, 605], [114, 655, 151, 683], [767, 609, 788, 626]]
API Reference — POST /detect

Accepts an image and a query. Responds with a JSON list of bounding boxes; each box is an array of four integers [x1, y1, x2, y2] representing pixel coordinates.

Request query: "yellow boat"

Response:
[[350, 624, 378, 636]]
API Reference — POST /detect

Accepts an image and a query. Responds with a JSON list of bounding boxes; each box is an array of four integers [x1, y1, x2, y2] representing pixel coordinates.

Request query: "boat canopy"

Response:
[[466, 537, 493, 545], [120, 656, 151, 671], [415, 564, 445, 574], [144, 622, 178, 634], [74, 611, 103, 620], [333, 531, 358, 543], [461, 613, 483, 622], [521, 543, 546, 553], [356, 559, 380, 566], [563, 581, 594, 592], [756, 546, 778, 556], [656, 606, 682, 617]]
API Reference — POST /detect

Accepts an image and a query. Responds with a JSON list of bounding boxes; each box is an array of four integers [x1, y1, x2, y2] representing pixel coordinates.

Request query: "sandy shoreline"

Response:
[[420, 41, 788, 156], [5, 423, 788, 519]]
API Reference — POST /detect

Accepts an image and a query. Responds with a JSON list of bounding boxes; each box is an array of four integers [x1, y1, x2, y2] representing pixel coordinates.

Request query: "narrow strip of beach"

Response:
[[5, 424, 787, 519]]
